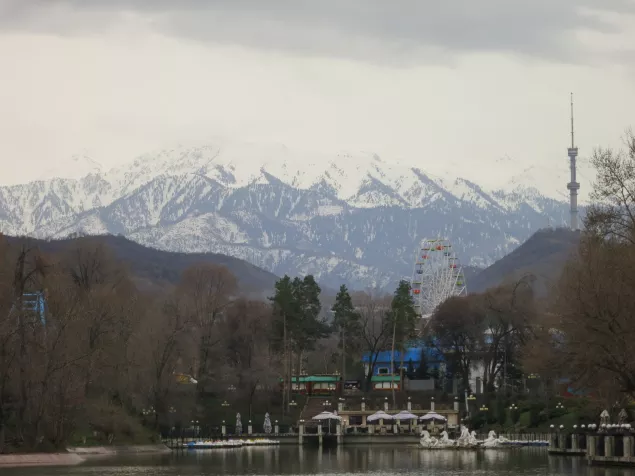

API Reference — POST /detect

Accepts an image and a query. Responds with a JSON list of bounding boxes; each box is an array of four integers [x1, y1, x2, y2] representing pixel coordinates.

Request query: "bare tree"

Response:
[[585, 129, 635, 243], [133, 295, 192, 430], [478, 278, 536, 392], [223, 299, 277, 419], [177, 264, 237, 397], [549, 235, 635, 400], [428, 295, 484, 394], [352, 291, 392, 392]]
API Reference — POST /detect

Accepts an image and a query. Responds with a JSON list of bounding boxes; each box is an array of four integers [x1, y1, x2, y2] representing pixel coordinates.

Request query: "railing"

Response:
[[498, 433, 550, 442]]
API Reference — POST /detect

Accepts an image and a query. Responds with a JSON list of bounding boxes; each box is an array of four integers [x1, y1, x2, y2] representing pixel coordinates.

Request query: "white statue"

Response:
[[420, 430, 437, 448], [456, 425, 472, 447], [482, 430, 499, 447], [482, 430, 509, 447], [436, 430, 455, 447]]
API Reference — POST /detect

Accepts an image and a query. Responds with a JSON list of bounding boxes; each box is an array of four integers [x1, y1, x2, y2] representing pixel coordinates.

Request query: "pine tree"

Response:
[[388, 280, 418, 404], [332, 285, 361, 384], [406, 359, 416, 380], [268, 275, 298, 415], [415, 348, 429, 379], [270, 274, 330, 412]]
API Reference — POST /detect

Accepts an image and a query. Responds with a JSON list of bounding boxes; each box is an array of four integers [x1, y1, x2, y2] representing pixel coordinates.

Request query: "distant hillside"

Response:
[[4, 234, 279, 296], [468, 228, 581, 295], [462, 265, 484, 289]]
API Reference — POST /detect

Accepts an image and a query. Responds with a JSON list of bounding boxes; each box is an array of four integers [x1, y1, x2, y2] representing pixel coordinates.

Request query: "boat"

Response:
[[184, 438, 280, 449]]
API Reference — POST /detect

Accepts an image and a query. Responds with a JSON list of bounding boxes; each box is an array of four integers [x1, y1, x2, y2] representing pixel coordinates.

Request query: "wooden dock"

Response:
[[548, 432, 635, 466]]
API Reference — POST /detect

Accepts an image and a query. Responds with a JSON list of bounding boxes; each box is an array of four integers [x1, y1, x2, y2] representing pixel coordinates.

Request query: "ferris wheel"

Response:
[[410, 238, 467, 319]]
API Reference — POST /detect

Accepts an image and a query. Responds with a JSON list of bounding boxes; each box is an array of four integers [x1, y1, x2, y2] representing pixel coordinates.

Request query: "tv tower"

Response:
[[567, 93, 580, 230]]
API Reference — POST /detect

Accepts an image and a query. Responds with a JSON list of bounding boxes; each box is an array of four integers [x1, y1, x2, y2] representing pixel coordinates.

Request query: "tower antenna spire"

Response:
[[567, 93, 580, 231], [570, 92, 575, 149]]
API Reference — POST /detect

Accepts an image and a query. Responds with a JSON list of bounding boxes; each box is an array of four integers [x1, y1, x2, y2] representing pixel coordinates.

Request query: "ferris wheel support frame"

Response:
[[410, 237, 468, 321]]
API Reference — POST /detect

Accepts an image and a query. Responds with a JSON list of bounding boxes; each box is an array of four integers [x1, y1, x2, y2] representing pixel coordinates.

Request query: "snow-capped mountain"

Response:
[[0, 140, 591, 290]]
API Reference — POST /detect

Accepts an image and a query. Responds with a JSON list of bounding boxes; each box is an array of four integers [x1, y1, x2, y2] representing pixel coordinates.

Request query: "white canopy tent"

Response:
[[366, 410, 394, 422], [420, 412, 447, 422], [312, 411, 342, 421], [392, 410, 418, 421]]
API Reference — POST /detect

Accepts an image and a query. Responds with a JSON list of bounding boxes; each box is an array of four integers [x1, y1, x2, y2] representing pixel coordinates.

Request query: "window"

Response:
[[349, 415, 363, 426], [378, 367, 389, 375], [373, 382, 399, 390]]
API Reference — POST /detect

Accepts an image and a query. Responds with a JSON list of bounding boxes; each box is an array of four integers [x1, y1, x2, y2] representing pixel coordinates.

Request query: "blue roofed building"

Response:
[[361, 345, 446, 390]]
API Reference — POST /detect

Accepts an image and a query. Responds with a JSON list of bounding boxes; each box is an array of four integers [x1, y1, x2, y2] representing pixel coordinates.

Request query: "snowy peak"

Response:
[[38, 154, 103, 182], [0, 139, 585, 290], [26, 139, 593, 210]]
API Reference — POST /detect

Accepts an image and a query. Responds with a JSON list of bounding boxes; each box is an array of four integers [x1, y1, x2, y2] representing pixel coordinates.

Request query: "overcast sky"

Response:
[[1, 0, 634, 184]]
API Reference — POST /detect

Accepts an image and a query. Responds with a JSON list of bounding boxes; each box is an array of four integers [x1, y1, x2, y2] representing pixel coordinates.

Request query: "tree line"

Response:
[[0, 235, 420, 452], [524, 129, 635, 408], [425, 129, 635, 419], [2, 129, 631, 450]]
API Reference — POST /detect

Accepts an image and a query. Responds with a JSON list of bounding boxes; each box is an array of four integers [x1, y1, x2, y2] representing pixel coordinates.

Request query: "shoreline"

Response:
[[0, 444, 170, 468]]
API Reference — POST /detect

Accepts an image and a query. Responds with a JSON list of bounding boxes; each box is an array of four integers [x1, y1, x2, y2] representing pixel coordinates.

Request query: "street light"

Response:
[[480, 405, 489, 412], [467, 394, 476, 402], [289, 400, 298, 407], [221, 401, 230, 407], [556, 402, 565, 410]]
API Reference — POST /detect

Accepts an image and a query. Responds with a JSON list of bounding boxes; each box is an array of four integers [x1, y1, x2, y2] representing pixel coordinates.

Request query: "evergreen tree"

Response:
[[388, 280, 418, 403], [406, 358, 416, 380], [268, 275, 298, 414], [332, 284, 361, 384], [496, 399, 507, 426], [291, 275, 330, 354], [270, 274, 330, 410], [415, 349, 429, 379]]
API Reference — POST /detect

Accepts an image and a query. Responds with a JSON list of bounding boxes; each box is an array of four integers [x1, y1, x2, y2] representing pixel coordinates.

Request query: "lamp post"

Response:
[[509, 403, 519, 425], [467, 394, 476, 418]]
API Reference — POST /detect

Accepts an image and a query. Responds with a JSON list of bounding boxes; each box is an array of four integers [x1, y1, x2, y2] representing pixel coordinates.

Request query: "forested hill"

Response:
[[4, 234, 279, 295], [468, 227, 581, 294]]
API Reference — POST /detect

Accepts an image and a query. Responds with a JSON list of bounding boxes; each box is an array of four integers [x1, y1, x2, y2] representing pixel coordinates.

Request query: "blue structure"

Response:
[[12, 291, 47, 325], [362, 346, 444, 376]]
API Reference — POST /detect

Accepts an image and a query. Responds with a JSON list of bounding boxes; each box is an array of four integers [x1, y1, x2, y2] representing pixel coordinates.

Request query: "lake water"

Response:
[[4, 446, 635, 476]]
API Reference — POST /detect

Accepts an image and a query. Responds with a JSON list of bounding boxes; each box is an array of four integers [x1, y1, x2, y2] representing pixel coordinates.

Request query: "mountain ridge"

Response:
[[2, 233, 280, 296], [0, 140, 587, 290], [468, 227, 581, 295]]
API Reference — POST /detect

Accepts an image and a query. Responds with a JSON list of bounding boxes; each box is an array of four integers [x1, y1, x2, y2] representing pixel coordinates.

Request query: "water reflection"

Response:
[[4, 446, 635, 476]]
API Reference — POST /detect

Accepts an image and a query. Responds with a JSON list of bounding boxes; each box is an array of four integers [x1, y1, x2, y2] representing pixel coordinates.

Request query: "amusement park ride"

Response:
[[410, 238, 467, 320], [11, 291, 47, 326]]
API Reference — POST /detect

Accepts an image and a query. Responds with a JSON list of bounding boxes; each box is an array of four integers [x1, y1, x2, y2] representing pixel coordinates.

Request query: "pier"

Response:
[[548, 429, 635, 466]]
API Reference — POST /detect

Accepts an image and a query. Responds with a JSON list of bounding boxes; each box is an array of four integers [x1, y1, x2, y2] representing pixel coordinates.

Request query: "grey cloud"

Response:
[[2, 0, 635, 64]]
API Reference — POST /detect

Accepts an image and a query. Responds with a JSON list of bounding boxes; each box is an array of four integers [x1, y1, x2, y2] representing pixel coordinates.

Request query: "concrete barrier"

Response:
[[0, 453, 85, 467], [67, 444, 171, 455]]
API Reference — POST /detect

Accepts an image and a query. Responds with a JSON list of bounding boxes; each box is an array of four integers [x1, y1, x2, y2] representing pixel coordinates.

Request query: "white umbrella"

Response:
[[393, 410, 418, 421], [420, 412, 447, 422], [313, 411, 342, 421], [367, 410, 394, 422]]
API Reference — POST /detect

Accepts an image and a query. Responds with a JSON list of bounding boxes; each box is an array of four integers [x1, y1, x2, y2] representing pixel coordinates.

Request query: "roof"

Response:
[[371, 375, 400, 382], [361, 346, 444, 364], [286, 375, 340, 383]]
